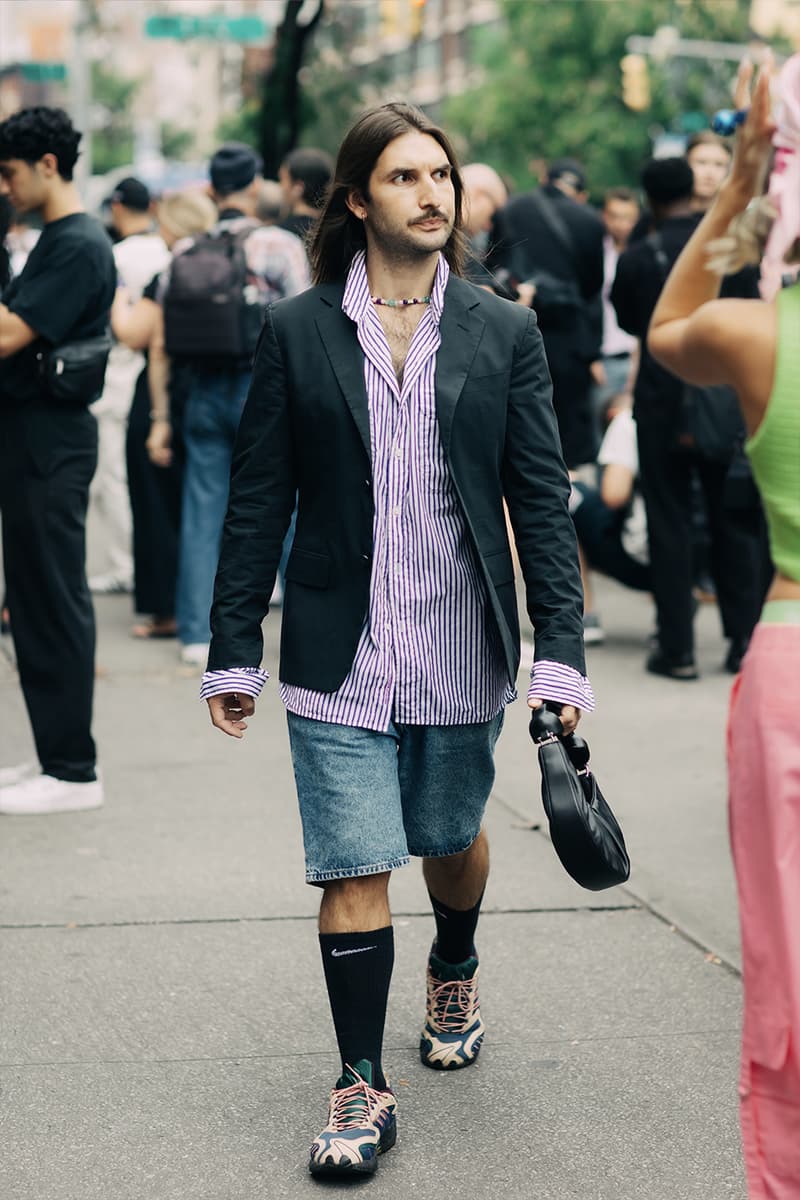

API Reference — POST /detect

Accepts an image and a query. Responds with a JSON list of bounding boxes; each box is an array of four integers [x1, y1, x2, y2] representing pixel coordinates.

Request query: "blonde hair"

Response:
[[158, 189, 217, 241], [706, 195, 779, 275]]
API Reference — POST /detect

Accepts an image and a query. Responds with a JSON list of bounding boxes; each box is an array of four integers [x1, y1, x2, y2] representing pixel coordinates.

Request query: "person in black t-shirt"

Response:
[[278, 147, 332, 249], [0, 107, 115, 815]]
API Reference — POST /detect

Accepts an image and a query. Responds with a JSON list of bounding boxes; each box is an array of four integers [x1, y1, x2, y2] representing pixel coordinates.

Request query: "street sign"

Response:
[[19, 63, 68, 82], [144, 14, 269, 42]]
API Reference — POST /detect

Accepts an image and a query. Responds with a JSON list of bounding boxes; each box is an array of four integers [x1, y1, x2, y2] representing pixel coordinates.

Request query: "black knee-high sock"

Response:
[[429, 890, 484, 964], [319, 926, 394, 1088]]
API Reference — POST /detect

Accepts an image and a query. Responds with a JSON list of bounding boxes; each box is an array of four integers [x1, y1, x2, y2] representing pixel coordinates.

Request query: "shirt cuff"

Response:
[[200, 667, 269, 702], [528, 660, 595, 713]]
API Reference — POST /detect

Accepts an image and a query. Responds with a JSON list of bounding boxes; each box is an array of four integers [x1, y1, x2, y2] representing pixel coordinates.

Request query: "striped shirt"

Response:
[[201, 251, 595, 723]]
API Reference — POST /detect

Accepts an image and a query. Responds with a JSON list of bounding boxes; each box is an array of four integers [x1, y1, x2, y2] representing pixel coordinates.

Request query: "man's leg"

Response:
[[2, 408, 98, 783], [417, 833, 489, 1071], [176, 373, 236, 651], [286, 714, 407, 1177], [318, 873, 394, 1086], [423, 829, 489, 964]]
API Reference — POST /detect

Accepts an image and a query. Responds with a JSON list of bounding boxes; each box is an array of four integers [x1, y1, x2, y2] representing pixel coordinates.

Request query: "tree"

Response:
[[257, 0, 325, 176], [445, 0, 751, 196], [297, 7, 391, 155], [90, 63, 139, 175]]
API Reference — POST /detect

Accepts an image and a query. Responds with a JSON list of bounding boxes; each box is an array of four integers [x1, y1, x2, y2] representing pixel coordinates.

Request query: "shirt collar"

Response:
[[342, 249, 449, 326]]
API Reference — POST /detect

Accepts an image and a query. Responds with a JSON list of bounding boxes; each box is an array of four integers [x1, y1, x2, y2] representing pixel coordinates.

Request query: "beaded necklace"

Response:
[[371, 295, 432, 308]]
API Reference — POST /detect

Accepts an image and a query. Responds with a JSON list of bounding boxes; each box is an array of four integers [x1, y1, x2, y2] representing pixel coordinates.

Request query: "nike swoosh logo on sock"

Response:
[[331, 945, 378, 958]]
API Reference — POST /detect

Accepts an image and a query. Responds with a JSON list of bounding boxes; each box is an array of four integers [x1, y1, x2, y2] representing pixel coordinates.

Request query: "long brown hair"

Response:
[[309, 102, 466, 285]]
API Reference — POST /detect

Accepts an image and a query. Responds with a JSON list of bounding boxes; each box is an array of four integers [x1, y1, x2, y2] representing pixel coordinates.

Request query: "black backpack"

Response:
[[163, 222, 265, 363]]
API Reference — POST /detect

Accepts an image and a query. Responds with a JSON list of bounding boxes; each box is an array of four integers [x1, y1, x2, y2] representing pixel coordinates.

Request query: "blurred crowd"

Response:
[[1, 116, 770, 680]]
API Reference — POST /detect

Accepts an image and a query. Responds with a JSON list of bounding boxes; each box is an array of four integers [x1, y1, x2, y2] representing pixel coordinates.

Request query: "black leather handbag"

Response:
[[529, 705, 630, 891], [35, 329, 112, 406]]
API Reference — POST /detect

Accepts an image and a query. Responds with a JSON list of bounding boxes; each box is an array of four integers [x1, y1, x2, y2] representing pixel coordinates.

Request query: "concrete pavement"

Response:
[[0, 578, 746, 1199]]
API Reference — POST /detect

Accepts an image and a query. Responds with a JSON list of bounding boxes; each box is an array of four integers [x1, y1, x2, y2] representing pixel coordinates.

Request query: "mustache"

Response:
[[410, 211, 449, 225]]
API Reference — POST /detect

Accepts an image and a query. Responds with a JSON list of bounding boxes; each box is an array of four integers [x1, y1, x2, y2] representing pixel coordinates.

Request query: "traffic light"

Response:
[[620, 54, 650, 111], [410, 0, 427, 40]]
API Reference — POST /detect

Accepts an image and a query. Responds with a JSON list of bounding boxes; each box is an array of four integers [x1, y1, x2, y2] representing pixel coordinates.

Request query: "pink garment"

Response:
[[760, 54, 800, 302], [727, 624, 800, 1197]]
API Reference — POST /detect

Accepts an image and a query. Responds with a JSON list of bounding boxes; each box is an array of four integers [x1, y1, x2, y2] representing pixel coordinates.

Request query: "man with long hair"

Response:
[[201, 102, 594, 1177]]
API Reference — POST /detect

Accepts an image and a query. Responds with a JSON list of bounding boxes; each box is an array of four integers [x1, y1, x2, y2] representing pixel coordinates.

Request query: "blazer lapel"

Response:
[[315, 296, 371, 459], [434, 278, 486, 456]]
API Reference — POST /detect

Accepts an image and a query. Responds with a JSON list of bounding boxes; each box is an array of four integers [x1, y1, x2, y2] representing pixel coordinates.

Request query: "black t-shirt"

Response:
[[611, 213, 759, 421], [279, 212, 316, 246], [0, 212, 116, 404]]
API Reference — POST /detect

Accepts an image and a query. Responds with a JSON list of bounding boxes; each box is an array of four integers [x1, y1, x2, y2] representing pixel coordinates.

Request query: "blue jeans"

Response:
[[176, 369, 250, 646], [286, 711, 505, 885]]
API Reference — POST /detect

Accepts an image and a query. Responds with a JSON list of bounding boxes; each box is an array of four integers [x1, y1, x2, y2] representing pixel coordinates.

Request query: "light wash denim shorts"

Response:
[[286, 711, 505, 886]]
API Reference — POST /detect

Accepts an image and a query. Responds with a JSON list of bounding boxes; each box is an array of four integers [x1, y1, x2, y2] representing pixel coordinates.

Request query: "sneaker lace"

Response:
[[328, 1073, 382, 1131], [428, 975, 477, 1033]]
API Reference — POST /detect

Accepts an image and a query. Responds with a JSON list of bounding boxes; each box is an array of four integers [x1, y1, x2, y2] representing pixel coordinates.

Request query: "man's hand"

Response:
[[589, 360, 607, 387], [528, 696, 580, 735], [146, 419, 172, 468], [207, 692, 256, 738]]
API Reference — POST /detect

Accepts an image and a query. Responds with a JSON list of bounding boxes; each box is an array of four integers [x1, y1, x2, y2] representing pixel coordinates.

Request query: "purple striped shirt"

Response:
[[201, 252, 595, 721]]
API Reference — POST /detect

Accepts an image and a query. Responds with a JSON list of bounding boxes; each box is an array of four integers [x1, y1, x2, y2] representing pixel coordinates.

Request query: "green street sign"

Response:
[[20, 62, 68, 82], [144, 14, 268, 42]]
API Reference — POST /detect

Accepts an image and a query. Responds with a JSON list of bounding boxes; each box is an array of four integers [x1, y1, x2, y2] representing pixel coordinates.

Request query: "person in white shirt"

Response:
[[88, 178, 170, 594], [590, 188, 640, 443], [569, 404, 652, 642]]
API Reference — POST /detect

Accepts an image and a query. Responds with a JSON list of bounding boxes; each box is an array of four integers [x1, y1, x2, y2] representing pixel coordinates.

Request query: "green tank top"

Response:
[[745, 283, 800, 582]]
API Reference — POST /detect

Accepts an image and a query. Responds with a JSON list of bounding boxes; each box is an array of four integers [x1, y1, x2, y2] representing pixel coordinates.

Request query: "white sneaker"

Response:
[[180, 642, 209, 666], [0, 760, 37, 787], [0, 774, 104, 815], [88, 573, 132, 595]]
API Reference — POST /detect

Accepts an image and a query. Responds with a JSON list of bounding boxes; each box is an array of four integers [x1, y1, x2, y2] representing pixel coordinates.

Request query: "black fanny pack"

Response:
[[35, 330, 113, 406]]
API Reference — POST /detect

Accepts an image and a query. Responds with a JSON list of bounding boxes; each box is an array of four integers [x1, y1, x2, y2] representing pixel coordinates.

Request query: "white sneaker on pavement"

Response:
[[0, 774, 104, 815], [88, 573, 133, 595], [180, 643, 210, 667], [0, 761, 37, 787]]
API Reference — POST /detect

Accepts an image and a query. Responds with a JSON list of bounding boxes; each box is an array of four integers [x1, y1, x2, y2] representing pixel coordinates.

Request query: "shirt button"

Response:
[[394, 448, 402, 459], [393, 505, 401, 517]]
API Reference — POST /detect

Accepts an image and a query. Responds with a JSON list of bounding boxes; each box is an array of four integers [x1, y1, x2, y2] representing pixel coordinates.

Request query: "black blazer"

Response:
[[208, 273, 586, 692]]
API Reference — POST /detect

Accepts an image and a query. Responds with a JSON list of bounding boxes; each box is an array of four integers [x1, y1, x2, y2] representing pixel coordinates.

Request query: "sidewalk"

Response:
[[0, 581, 746, 1199]]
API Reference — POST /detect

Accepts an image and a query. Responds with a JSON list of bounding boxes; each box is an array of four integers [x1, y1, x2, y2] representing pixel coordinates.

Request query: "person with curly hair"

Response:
[[0, 107, 116, 815], [649, 56, 800, 1198]]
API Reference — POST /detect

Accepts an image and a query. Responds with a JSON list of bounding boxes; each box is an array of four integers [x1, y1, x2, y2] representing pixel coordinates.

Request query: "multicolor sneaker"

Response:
[[309, 1060, 397, 1177], [419, 946, 485, 1070]]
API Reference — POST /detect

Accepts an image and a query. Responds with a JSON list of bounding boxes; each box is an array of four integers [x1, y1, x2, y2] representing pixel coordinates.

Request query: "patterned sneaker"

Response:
[[309, 1059, 397, 1177], [419, 946, 485, 1070]]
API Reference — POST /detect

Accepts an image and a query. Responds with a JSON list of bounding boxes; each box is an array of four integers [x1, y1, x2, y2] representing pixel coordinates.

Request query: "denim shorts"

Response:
[[285, 711, 505, 885]]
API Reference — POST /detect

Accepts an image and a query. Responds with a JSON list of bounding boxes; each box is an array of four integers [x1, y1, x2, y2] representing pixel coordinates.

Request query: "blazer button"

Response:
[[364, 478, 371, 489], [361, 553, 371, 563]]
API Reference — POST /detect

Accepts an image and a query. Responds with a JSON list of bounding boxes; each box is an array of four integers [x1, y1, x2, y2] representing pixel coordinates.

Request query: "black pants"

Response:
[[637, 414, 763, 661], [126, 372, 183, 617], [0, 402, 98, 781], [571, 483, 652, 592]]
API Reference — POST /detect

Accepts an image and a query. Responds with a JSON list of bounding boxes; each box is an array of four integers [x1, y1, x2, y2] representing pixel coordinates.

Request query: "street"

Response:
[[1, 576, 746, 1199]]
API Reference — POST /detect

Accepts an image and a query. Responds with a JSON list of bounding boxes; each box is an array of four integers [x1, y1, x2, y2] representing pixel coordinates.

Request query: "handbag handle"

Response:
[[528, 702, 564, 744], [529, 704, 592, 772]]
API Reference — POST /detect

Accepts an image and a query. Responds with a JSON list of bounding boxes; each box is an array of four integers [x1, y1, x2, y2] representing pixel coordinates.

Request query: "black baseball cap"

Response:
[[547, 158, 587, 193], [109, 176, 151, 212]]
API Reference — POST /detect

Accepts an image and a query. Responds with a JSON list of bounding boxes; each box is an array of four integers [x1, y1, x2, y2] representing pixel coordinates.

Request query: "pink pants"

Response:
[[728, 623, 800, 1198]]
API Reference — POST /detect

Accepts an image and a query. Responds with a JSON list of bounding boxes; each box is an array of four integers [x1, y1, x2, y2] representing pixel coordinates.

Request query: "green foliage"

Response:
[[217, 102, 261, 151], [445, 0, 751, 198], [160, 123, 195, 161], [297, 26, 391, 155], [90, 63, 139, 175]]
